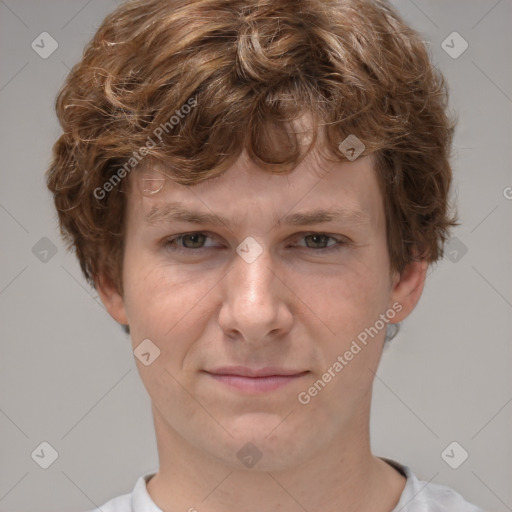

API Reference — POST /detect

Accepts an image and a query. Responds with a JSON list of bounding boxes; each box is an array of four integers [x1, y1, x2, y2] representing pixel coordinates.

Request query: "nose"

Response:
[[217, 241, 293, 344]]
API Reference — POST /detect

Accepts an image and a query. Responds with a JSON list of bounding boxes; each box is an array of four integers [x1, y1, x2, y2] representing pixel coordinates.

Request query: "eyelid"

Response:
[[164, 231, 220, 249], [162, 231, 350, 253], [296, 231, 350, 241]]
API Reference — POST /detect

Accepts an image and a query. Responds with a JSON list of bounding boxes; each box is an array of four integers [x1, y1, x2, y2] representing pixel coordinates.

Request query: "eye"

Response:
[[294, 233, 347, 252], [163, 232, 218, 252], [162, 231, 348, 254]]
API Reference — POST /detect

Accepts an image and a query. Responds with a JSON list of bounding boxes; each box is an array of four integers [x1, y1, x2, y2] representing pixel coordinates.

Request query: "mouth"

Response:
[[203, 366, 309, 393]]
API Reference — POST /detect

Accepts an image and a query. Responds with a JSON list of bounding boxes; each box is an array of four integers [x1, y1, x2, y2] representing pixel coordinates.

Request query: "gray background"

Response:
[[0, 1, 511, 511]]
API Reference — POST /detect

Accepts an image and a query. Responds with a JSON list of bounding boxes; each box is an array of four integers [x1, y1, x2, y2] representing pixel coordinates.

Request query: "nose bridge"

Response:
[[218, 237, 289, 340], [231, 239, 277, 308]]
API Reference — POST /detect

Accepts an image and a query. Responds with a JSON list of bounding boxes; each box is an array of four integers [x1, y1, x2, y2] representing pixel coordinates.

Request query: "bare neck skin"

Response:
[[146, 388, 406, 512]]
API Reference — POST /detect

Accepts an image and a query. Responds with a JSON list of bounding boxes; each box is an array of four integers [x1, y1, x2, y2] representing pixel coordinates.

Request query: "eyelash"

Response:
[[162, 232, 348, 254]]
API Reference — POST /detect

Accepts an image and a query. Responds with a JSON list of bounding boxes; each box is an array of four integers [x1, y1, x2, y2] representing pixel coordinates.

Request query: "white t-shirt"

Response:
[[85, 458, 486, 512]]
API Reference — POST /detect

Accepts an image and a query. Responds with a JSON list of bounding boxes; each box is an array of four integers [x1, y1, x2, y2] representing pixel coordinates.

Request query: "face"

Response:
[[97, 146, 426, 471]]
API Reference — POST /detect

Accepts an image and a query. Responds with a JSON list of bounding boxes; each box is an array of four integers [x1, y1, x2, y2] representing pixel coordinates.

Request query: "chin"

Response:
[[209, 415, 317, 471]]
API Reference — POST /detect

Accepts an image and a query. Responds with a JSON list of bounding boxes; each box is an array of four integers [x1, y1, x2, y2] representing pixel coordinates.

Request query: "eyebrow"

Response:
[[144, 202, 370, 228]]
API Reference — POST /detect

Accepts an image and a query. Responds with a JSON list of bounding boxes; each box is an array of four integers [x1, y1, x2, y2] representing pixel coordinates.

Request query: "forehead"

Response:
[[126, 149, 384, 232]]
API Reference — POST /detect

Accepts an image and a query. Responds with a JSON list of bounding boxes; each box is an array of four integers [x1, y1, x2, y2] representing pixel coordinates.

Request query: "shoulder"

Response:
[[409, 478, 486, 512], [383, 458, 487, 512], [83, 492, 131, 512], [81, 472, 159, 512]]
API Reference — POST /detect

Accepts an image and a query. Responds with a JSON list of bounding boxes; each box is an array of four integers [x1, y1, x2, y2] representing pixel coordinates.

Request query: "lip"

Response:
[[203, 366, 309, 393], [206, 366, 307, 377]]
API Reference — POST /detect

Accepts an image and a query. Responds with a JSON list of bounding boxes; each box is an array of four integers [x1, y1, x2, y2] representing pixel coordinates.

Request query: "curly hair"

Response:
[[46, 0, 458, 299]]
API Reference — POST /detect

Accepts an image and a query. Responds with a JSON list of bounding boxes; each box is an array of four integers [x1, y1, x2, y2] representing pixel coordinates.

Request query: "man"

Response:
[[46, 0, 485, 510]]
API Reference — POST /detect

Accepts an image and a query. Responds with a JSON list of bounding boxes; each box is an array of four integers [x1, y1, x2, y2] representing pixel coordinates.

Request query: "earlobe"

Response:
[[388, 259, 429, 323], [94, 273, 129, 326]]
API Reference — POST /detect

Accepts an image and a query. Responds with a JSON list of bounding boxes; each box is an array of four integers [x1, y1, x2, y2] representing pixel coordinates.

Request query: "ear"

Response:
[[94, 272, 129, 326], [387, 258, 429, 323]]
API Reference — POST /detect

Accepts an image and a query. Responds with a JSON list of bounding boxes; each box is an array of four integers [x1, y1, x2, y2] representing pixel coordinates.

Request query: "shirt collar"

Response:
[[131, 472, 162, 512], [130, 458, 414, 512]]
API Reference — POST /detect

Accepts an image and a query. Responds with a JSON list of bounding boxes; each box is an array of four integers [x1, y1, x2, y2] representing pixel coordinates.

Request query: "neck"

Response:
[[146, 397, 406, 512]]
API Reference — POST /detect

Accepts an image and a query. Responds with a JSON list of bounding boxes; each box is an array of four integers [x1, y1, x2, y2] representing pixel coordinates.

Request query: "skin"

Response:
[[96, 144, 428, 512]]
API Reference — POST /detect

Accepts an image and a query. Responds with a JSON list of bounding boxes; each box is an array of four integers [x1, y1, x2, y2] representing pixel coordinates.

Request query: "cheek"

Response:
[[122, 253, 218, 357], [300, 254, 389, 342], [121, 246, 173, 339], [299, 246, 392, 400], [297, 266, 390, 415]]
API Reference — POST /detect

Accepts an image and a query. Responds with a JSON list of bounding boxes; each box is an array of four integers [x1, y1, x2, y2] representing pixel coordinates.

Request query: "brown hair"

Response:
[[46, 0, 458, 298]]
